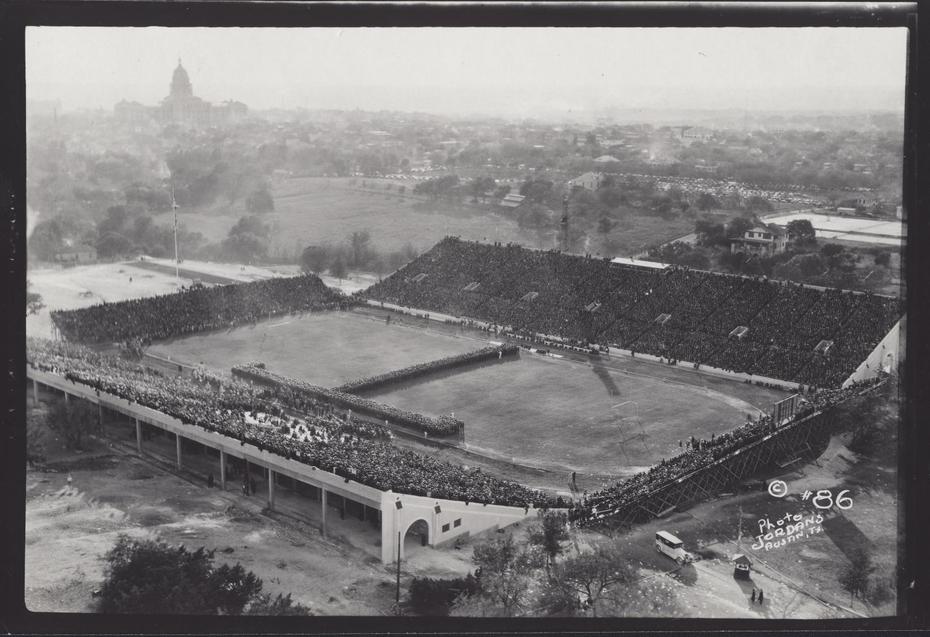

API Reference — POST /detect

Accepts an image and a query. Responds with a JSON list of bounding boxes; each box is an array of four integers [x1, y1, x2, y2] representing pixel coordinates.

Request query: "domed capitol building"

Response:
[[115, 59, 247, 128]]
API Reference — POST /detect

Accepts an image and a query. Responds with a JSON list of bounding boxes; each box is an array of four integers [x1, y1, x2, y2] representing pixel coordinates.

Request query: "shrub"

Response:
[[97, 535, 311, 615], [408, 574, 480, 616]]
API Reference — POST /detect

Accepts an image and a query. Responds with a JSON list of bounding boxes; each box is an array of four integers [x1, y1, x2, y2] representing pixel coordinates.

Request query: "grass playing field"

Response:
[[371, 353, 771, 475], [151, 308, 787, 477], [149, 310, 482, 387]]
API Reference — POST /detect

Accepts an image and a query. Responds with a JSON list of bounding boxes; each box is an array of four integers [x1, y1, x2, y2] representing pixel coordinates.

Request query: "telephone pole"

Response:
[[171, 185, 180, 285], [395, 531, 402, 611]]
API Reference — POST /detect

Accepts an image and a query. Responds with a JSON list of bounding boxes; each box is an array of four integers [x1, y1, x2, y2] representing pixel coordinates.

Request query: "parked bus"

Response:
[[655, 530, 691, 564]]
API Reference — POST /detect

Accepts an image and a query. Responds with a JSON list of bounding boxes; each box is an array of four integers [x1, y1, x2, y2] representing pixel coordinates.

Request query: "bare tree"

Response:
[[549, 540, 634, 617]]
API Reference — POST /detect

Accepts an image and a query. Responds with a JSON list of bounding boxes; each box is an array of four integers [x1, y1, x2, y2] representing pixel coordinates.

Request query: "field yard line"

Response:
[[268, 320, 294, 328]]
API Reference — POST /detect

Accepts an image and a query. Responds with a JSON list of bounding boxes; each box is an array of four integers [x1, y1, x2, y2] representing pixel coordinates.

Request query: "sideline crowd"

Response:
[[51, 274, 351, 344], [234, 364, 464, 437], [28, 337, 556, 508]]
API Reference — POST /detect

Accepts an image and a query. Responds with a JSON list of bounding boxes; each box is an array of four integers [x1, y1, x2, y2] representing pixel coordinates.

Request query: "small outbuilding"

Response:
[[733, 553, 753, 579]]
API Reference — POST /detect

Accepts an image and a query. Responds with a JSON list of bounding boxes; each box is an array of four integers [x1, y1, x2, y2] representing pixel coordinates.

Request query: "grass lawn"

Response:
[[154, 177, 536, 255], [153, 177, 700, 257]]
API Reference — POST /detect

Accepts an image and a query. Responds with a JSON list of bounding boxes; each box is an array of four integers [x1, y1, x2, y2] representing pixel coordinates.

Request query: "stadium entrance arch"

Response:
[[403, 518, 431, 556]]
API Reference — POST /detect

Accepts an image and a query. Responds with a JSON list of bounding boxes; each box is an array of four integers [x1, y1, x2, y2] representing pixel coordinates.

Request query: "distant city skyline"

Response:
[[26, 27, 908, 118]]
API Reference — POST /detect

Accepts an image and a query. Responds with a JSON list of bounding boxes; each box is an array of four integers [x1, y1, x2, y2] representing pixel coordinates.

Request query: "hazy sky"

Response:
[[26, 27, 908, 117]]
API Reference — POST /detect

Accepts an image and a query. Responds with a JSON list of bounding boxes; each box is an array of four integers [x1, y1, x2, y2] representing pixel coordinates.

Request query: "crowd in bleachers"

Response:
[[51, 274, 351, 344], [568, 375, 886, 525], [363, 237, 902, 388], [234, 364, 465, 437], [27, 337, 556, 508]]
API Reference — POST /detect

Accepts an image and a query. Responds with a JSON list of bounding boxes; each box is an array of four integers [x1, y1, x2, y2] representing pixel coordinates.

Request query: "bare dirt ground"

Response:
[[25, 417, 401, 615]]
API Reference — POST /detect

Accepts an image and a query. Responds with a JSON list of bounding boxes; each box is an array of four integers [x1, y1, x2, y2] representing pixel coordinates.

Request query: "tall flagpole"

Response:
[[172, 186, 180, 285]]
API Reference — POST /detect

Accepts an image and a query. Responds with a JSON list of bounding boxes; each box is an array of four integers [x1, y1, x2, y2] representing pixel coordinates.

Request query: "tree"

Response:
[[527, 510, 570, 574], [520, 179, 555, 205], [98, 205, 130, 237], [517, 204, 553, 233], [873, 250, 891, 267], [468, 177, 496, 203], [245, 187, 275, 214], [224, 216, 270, 263], [125, 183, 172, 211], [549, 541, 634, 617], [28, 218, 65, 261], [26, 280, 45, 316], [244, 592, 312, 616], [726, 216, 755, 239], [696, 192, 719, 212], [796, 253, 827, 277], [820, 243, 844, 258], [839, 548, 875, 604], [47, 397, 98, 450], [597, 215, 616, 239], [97, 535, 294, 615], [470, 535, 538, 616], [473, 534, 518, 576], [601, 575, 684, 617], [786, 219, 816, 245], [694, 219, 726, 248], [493, 184, 511, 200], [414, 175, 460, 200], [329, 253, 348, 281], [537, 578, 582, 616], [650, 194, 675, 219], [300, 244, 331, 274], [408, 574, 480, 616], [348, 230, 371, 268], [96, 232, 136, 259], [744, 195, 773, 214]]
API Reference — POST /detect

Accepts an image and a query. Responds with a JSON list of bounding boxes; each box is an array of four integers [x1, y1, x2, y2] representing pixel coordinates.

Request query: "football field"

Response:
[[151, 309, 786, 476]]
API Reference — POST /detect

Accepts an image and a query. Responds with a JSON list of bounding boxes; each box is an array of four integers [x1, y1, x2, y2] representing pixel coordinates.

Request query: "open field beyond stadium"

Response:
[[151, 309, 786, 477], [151, 177, 699, 256]]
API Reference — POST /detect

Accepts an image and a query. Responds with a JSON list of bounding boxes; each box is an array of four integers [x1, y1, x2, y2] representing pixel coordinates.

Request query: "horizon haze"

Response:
[[26, 27, 907, 120]]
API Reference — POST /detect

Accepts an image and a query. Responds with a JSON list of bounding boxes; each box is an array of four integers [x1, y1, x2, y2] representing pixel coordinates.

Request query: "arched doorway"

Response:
[[403, 518, 430, 558]]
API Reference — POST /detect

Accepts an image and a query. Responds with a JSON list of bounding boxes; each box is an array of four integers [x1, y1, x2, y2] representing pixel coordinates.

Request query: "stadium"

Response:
[[27, 237, 903, 564]]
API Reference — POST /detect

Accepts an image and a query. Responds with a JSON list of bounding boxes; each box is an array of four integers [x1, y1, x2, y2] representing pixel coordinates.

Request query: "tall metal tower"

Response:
[[559, 194, 570, 252]]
